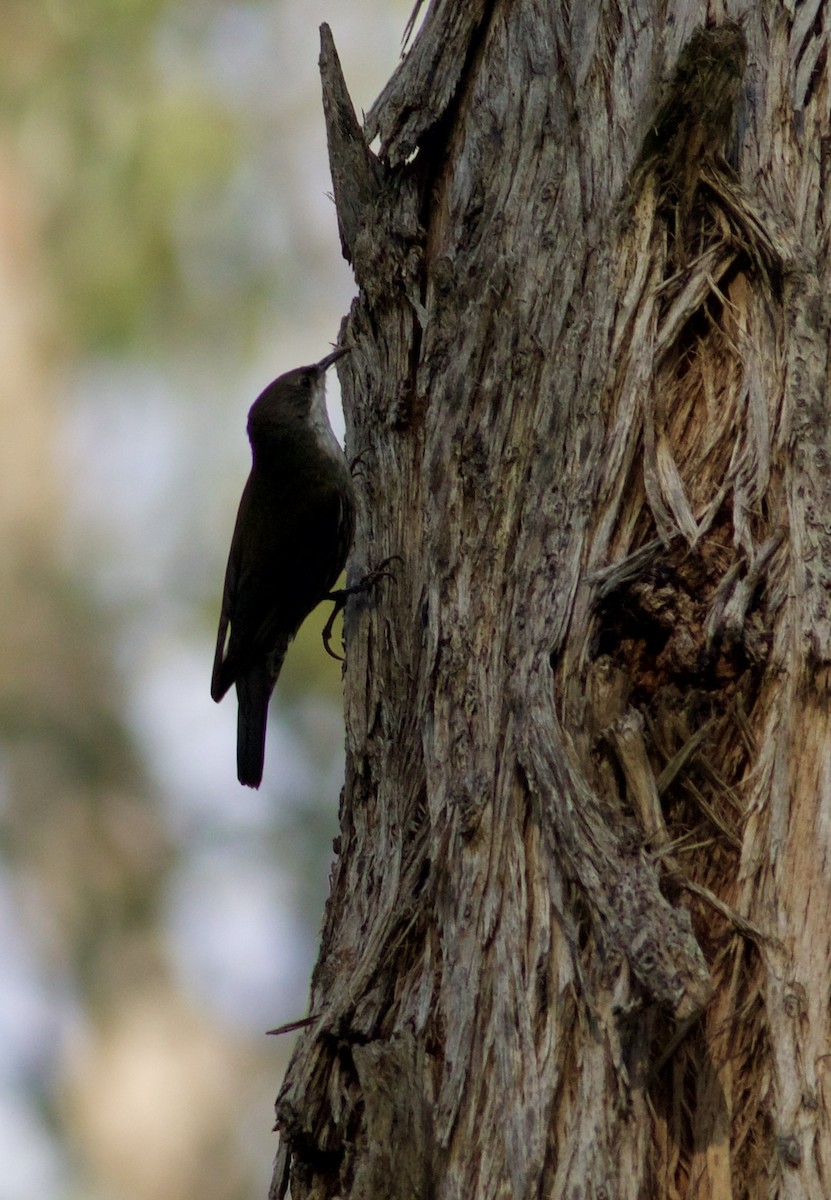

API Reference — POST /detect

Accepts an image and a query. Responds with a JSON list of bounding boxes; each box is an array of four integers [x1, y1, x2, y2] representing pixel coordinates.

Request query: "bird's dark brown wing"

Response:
[[211, 607, 232, 701], [211, 466, 353, 702], [211, 473, 250, 702]]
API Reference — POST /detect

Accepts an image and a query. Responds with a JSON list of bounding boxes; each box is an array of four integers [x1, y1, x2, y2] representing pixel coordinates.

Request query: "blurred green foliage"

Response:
[[0, 0, 402, 1189], [2, 0, 239, 348]]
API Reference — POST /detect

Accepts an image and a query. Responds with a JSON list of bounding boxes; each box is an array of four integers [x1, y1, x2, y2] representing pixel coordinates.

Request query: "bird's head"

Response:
[[247, 346, 349, 438]]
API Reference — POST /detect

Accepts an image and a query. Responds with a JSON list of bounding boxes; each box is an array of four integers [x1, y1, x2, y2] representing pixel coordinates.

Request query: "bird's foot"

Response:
[[322, 556, 400, 660]]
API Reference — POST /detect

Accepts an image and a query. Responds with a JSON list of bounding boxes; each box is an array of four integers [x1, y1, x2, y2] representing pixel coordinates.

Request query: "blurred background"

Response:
[[0, 2, 411, 1196]]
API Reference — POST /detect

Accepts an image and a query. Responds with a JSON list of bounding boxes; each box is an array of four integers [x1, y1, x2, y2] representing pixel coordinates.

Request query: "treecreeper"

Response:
[[211, 347, 355, 788]]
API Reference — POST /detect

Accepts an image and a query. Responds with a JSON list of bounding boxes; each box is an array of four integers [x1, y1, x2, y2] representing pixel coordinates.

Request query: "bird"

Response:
[[211, 347, 355, 788]]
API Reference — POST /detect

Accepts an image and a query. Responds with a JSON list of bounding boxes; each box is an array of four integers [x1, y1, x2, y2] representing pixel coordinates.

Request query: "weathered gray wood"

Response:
[[319, 25, 384, 264], [274, 3, 831, 1196]]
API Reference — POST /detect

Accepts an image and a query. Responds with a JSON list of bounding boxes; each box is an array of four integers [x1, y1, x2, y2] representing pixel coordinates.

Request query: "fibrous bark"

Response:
[[273, 4, 831, 1198]]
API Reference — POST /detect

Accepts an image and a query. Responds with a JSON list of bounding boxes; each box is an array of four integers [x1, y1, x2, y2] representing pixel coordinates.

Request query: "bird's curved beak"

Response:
[[317, 346, 351, 372]]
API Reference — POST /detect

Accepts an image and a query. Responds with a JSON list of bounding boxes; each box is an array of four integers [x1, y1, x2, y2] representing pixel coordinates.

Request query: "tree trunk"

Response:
[[273, 4, 831, 1197]]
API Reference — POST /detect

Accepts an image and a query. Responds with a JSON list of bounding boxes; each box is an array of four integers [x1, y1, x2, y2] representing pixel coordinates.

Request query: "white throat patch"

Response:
[[308, 375, 343, 462]]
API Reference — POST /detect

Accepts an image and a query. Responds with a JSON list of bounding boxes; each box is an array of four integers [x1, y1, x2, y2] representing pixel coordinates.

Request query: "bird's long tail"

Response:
[[235, 641, 288, 788]]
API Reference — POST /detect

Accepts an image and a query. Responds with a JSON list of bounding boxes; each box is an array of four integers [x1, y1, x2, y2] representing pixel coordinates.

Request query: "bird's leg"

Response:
[[322, 556, 400, 661]]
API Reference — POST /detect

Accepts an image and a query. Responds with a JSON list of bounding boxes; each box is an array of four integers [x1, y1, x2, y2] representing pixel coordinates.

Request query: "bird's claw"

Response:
[[322, 601, 347, 661], [349, 448, 369, 479], [321, 557, 401, 660]]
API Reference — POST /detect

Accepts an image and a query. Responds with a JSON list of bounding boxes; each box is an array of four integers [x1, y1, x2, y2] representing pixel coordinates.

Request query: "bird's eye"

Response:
[[300, 375, 312, 392]]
